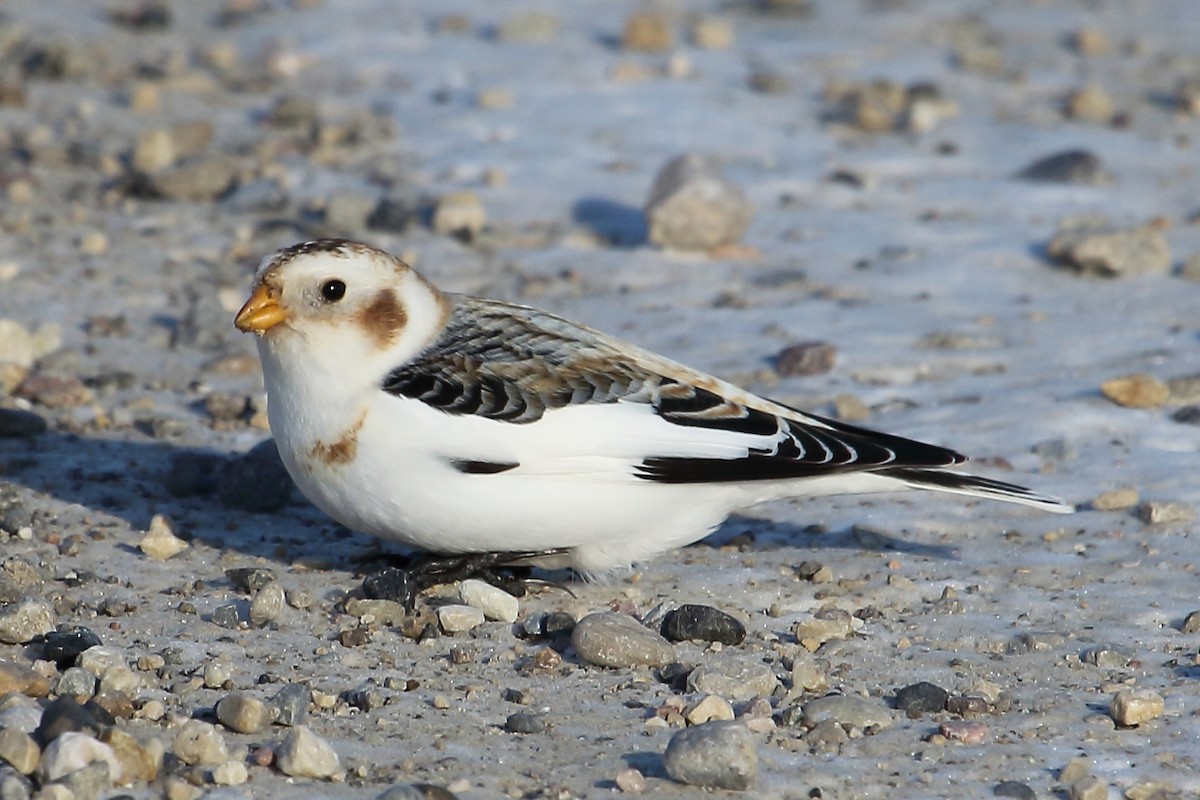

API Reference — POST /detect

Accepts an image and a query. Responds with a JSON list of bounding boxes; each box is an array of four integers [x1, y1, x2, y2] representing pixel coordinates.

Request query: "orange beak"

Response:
[[234, 284, 288, 334]]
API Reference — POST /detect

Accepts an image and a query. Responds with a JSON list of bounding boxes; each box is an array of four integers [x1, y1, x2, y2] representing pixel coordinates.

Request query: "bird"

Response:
[[234, 238, 1073, 579]]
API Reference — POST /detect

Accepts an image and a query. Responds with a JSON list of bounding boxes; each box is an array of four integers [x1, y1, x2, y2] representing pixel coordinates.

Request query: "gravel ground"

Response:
[[1, 1, 1200, 798]]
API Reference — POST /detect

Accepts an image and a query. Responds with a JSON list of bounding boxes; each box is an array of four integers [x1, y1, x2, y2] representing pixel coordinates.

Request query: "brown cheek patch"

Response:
[[310, 410, 367, 467], [356, 289, 407, 348]]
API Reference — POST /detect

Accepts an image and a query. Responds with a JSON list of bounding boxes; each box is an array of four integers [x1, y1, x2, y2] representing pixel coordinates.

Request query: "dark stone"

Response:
[[541, 611, 576, 637], [1016, 149, 1109, 185], [773, 341, 837, 376], [272, 683, 309, 727], [344, 684, 386, 712], [42, 626, 103, 669], [362, 568, 416, 603], [216, 440, 293, 513], [661, 604, 746, 645], [35, 696, 105, 745], [0, 409, 47, 438], [894, 681, 948, 716], [776, 704, 804, 726], [368, 197, 421, 233], [162, 452, 223, 498], [225, 568, 277, 594], [1172, 405, 1200, 425], [504, 712, 550, 734], [993, 780, 1037, 799], [210, 604, 241, 629]]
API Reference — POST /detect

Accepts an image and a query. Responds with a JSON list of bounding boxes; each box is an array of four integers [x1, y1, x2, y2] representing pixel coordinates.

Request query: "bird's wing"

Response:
[[380, 296, 965, 484]]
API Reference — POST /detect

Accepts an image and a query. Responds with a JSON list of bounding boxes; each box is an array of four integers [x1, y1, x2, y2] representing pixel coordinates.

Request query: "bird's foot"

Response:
[[360, 550, 572, 612]]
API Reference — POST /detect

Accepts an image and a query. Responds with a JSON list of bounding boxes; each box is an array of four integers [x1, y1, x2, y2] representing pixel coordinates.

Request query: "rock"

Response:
[[1048, 223, 1171, 277], [1068, 776, 1109, 800], [1016, 150, 1110, 185], [275, 725, 339, 779], [747, 70, 790, 95], [504, 712, 549, 734], [1180, 611, 1200, 634], [50, 759, 111, 800], [792, 608, 854, 652], [217, 440, 293, 513], [684, 695, 735, 725], [0, 600, 54, 645], [824, 79, 957, 134], [621, 12, 673, 52], [645, 154, 752, 251], [802, 695, 893, 732], [345, 598, 408, 627], [614, 768, 645, 793], [789, 654, 828, 694], [1177, 77, 1200, 116], [1065, 85, 1115, 123], [0, 320, 35, 367], [375, 785, 462, 800], [1092, 488, 1139, 511], [0, 410, 46, 439], [1110, 689, 1164, 726], [496, 11, 559, 43], [324, 193, 375, 234], [42, 627, 103, 670], [663, 721, 757, 791], [215, 692, 276, 734], [149, 155, 239, 201], [173, 720, 228, 766], [97, 664, 139, 695], [1100, 374, 1168, 408], [0, 661, 50, 697], [458, 580, 518, 623], [13, 372, 92, 408], [431, 191, 486, 241], [212, 760, 249, 786], [1179, 253, 1200, 283], [660, 604, 745, 645], [1080, 643, 1134, 669], [571, 612, 675, 669], [249, 582, 286, 627], [34, 697, 106, 744], [0, 729, 38, 774], [272, 683, 310, 727], [132, 128, 176, 173], [993, 780, 1037, 799], [895, 682, 948, 716], [36, 732, 120, 784], [436, 604, 484, 634], [267, 95, 320, 129], [162, 452, 223, 498], [689, 16, 734, 50], [139, 514, 189, 560], [774, 342, 837, 376], [939, 720, 988, 744], [685, 655, 777, 702], [101, 728, 160, 784], [367, 197, 420, 233], [1137, 501, 1195, 524]]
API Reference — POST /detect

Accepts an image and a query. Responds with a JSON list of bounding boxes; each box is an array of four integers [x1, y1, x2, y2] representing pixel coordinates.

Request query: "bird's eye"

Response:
[[320, 279, 346, 303]]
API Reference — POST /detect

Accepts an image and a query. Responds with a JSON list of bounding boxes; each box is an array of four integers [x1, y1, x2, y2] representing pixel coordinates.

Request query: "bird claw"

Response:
[[360, 550, 572, 612]]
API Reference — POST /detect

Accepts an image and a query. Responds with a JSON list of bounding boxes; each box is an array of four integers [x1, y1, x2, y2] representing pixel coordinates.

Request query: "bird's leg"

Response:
[[361, 550, 573, 612]]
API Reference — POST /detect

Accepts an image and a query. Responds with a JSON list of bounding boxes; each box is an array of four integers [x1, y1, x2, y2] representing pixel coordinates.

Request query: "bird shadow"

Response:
[[571, 197, 647, 248]]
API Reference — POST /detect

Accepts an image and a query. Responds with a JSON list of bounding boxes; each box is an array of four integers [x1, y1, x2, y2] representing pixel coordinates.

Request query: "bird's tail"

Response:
[[880, 467, 1075, 514]]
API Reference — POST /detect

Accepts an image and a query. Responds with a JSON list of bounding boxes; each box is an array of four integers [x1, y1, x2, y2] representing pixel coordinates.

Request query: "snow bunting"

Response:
[[235, 239, 1072, 576]]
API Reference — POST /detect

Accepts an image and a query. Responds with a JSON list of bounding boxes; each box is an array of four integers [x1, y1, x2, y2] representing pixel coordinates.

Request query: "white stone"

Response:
[[275, 725, 339, 779], [437, 604, 485, 633], [458, 580, 519, 623], [173, 720, 228, 766], [139, 514, 189, 560], [37, 732, 121, 784]]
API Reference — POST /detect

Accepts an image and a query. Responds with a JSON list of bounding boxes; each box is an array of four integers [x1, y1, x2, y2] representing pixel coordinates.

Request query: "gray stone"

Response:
[[0, 600, 54, 644], [275, 725, 339, 778], [272, 683, 309, 727], [802, 695, 894, 732], [55, 667, 97, 699], [249, 582, 286, 627], [1048, 222, 1171, 277], [663, 721, 757, 790], [685, 655, 778, 702], [1016, 150, 1111, 185], [645, 154, 752, 250], [571, 612, 674, 668], [0, 728, 38, 775], [217, 440, 294, 513]]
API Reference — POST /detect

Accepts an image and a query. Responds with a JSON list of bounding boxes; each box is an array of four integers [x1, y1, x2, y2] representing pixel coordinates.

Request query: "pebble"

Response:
[[148, 155, 239, 201], [138, 514, 189, 561], [747, 70, 791, 95], [212, 759, 249, 786], [210, 604, 241, 629], [571, 612, 675, 669], [614, 767, 645, 793], [689, 16, 734, 50], [215, 692, 276, 734], [97, 664, 139, 695], [1067, 775, 1109, 800], [102, 728, 160, 784], [0, 320, 36, 367], [895, 682, 948, 716], [173, 720, 229, 766], [225, 567, 277, 594], [1048, 223, 1171, 277], [249, 581, 286, 627], [375, 785, 461, 800], [431, 191, 486, 241], [345, 598, 408, 627], [993, 780, 1037, 799], [645, 154, 752, 251], [14, 372, 92, 408], [1016, 150, 1110, 185], [275, 725, 340, 779], [792, 608, 854, 652], [203, 660, 235, 689], [1064, 85, 1115, 123], [0, 600, 55, 645], [1137, 501, 1195, 525], [161, 452, 223, 498], [685, 655, 777, 702], [789, 654, 828, 694], [0, 661, 50, 697], [802, 695, 894, 732], [1080, 643, 1134, 669], [1179, 253, 1200, 282], [1180, 610, 1200, 634], [272, 683, 309, 727], [774, 341, 837, 376], [504, 712, 549, 734], [1092, 487, 1139, 511], [939, 720, 989, 744], [458, 580, 519, 623], [0, 409, 47, 439], [684, 694, 735, 725], [660, 604, 745, 645], [42, 628, 103, 671], [325, 193, 375, 234], [1110, 689, 1164, 726], [663, 721, 757, 791], [35, 697, 105, 743], [621, 12, 673, 52], [496, 11, 560, 43], [0, 728, 39, 774], [217, 440, 293, 513], [436, 604, 485, 634], [36, 732, 120, 785], [0, 703, 42, 735], [1100, 374, 1169, 408]]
